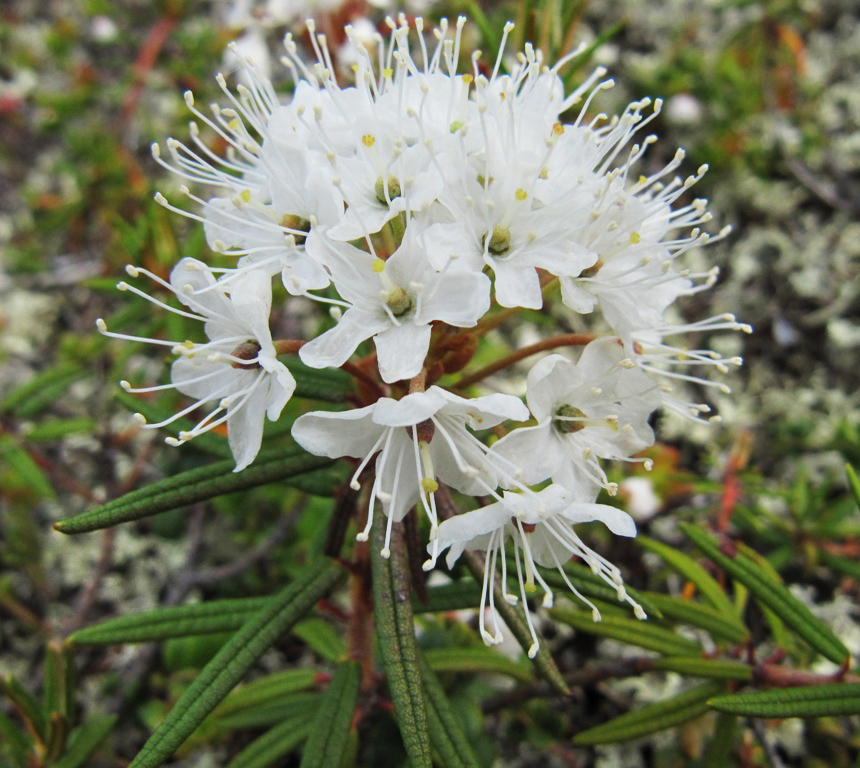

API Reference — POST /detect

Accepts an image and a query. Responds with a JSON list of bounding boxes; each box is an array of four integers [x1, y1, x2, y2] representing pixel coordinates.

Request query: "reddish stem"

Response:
[[454, 333, 597, 389]]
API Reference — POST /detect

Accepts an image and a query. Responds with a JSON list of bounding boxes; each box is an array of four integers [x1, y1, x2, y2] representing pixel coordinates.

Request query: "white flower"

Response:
[[433, 484, 645, 656], [298, 226, 491, 383], [492, 338, 660, 497], [291, 386, 528, 557], [98, 259, 295, 471]]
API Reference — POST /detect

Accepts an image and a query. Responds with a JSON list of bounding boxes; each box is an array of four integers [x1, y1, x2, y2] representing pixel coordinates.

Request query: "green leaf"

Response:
[[460, 551, 569, 695], [225, 714, 313, 768], [708, 683, 860, 718], [51, 715, 117, 768], [572, 681, 726, 745], [551, 606, 703, 656], [213, 669, 318, 720], [650, 657, 753, 681], [0, 708, 31, 768], [299, 661, 361, 768], [0, 676, 46, 747], [818, 549, 860, 582], [0, 364, 84, 418], [54, 446, 334, 534], [642, 593, 749, 645], [0, 436, 55, 501], [638, 535, 737, 618], [680, 524, 850, 665], [285, 464, 351, 498], [129, 558, 345, 768], [292, 618, 347, 662], [23, 418, 96, 441], [412, 581, 482, 614], [284, 358, 352, 402], [703, 711, 739, 768], [424, 647, 534, 684], [845, 464, 860, 510], [417, 653, 482, 768], [68, 598, 271, 645], [371, 527, 432, 768], [43, 640, 74, 718], [214, 694, 321, 731]]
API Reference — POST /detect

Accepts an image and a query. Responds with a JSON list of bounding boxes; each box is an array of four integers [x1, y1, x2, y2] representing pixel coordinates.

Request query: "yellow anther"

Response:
[[372, 257, 386, 273], [421, 477, 439, 493], [638, 175, 647, 184], [515, 188, 527, 201], [228, 118, 240, 132], [382, 67, 393, 77], [630, 231, 642, 244], [240, 189, 252, 203], [361, 134, 376, 147], [552, 122, 564, 135], [462, 74, 473, 84]]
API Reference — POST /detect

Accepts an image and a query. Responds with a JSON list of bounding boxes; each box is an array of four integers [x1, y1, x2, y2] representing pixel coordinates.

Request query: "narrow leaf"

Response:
[[573, 681, 726, 745], [0, 676, 46, 747], [24, 418, 96, 441], [51, 715, 117, 768], [424, 647, 534, 683], [299, 661, 361, 768], [68, 598, 271, 645], [417, 653, 482, 768], [708, 683, 860, 718], [213, 669, 318, 720], [215, 694, 321, 731], [638, 535, 738, 618], [818, 549, 860, 582], [461, 551, 569, 695], [643, 593, 749, 645], [43, 640, 74, 718], [129, 558, 344, 768], [551, 607, 702, 657], [292, 618, 346, 661], [650, 657, 753, 681], [55, 446, 334, 534], [846, 464, 860, 509], [412, 581, 482, 614], [0, 708, 31, 768], [681, 524, 850, 665], [284, 358, 352, 402], [371, 525, 432, 768], [0, 364, 84, 418], [225, 714, 313, 768], [703, 711, 739, 768]]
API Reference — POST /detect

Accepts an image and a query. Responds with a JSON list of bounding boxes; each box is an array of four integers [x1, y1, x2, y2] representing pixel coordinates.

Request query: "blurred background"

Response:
[[1, 1, 859, 766]]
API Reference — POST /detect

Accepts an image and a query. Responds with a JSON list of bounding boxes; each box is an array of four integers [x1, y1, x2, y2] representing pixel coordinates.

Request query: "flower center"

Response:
[[483, 225, 511, 256], [279, 213, 311, 245], [385, 284, 413, 317], [230, 340, 262, 369], [375, 175, 402, 205], [553, 404, 587, 434]]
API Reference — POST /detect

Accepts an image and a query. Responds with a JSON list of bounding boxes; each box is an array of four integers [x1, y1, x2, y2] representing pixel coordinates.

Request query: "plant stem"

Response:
[[454, 332, 596, 389]]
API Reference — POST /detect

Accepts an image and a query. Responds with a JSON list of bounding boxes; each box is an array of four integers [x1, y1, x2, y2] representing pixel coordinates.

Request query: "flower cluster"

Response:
[[100, 15, 750, 655]]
